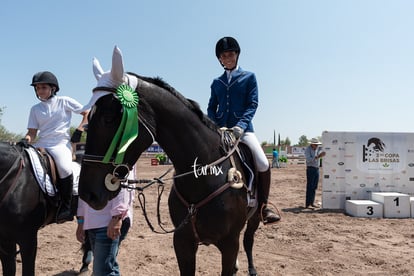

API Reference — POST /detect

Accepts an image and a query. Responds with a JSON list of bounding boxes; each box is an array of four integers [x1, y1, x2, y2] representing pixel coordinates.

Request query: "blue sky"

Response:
[[1, 1, 413, 145]]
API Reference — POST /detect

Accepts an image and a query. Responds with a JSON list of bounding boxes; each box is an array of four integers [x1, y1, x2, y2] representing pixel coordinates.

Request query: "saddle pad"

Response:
[[25, 147, 79, 196]]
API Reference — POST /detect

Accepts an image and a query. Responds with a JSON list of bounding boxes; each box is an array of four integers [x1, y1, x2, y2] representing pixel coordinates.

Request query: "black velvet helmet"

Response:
[[215, 37, 241, 59], [31, 71, 60, 93]]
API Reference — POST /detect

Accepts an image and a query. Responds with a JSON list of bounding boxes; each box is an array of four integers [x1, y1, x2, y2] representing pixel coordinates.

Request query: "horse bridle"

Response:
[[82, 79, 156, 191]]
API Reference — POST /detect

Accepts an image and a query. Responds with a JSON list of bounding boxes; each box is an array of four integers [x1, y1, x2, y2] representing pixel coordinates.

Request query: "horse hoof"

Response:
[[79, 264, 89, 273], [248, 267, 257, 276]]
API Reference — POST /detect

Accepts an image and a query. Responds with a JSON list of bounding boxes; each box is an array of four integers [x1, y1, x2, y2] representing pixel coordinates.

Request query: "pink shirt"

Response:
[[77, 188, 131, 230]]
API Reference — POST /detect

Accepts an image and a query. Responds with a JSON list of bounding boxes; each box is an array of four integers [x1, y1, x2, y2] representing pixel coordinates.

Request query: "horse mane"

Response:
[[127, 72, 217, 131]]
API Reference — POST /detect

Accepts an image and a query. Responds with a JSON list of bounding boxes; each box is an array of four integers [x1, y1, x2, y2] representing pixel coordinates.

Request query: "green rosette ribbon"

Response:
[[103, 84, 139, 164]]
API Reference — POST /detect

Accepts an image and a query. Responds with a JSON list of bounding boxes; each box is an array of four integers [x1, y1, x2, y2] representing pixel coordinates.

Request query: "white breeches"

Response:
[[45, 143, 73, 178], [241, 132, 270, 172]]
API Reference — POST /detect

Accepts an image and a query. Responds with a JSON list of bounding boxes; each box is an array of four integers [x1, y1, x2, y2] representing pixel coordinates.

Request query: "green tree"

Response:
[[280, 137, 291, 147], [0, 107, 23, 141], [297, 135, 308, 146], [0, 126, 22, 141], [0, 106, 3, 123]]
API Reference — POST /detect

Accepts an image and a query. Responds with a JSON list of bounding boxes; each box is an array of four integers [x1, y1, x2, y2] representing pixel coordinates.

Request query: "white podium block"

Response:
[[345, 200, 383, 218], [411, 197, 414, 218], [371, 192, 410, 218]]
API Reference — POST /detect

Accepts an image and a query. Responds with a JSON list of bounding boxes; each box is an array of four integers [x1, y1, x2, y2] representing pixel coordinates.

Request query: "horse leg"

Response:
[[243, 216, 261, 276], [18, 232, 38, 276], [0, 241, 17, 276], [217, 235, 240, 276], [173, 230, 198, 276]]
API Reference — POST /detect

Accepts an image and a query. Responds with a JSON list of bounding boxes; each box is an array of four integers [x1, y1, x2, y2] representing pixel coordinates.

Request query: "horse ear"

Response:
[[93, 57, 104, 81], [111, 46, 125, 83]]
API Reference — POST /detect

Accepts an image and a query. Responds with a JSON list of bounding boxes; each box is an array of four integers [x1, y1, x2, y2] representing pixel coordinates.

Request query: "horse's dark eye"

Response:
[[103, 114, 117, 125]]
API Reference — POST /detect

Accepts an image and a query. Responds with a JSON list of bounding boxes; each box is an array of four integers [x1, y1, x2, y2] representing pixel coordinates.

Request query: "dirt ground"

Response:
[[4, 157, 414, 276]]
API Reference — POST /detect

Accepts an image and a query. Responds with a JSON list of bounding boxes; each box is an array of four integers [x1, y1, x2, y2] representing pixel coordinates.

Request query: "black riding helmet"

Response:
[[31, 71, 60, 93], [215, 36, 241, 59]]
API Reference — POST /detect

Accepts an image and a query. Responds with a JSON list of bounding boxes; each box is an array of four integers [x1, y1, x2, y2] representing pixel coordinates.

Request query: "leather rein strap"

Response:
[[172, 182, 233, 244]]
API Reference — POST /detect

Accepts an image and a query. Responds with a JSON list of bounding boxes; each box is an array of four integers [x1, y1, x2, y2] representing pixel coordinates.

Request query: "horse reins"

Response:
[[164, 134, 242, 243], [118, 135, 243, 243]]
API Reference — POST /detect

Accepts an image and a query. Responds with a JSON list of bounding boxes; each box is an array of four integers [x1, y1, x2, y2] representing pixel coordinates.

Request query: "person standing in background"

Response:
[[272, 148, 280, 168], [304, 138, 325, 209]]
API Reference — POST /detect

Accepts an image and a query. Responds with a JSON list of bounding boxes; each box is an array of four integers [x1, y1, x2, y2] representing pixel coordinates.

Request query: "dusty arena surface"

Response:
[[3, 157, 414, 275]]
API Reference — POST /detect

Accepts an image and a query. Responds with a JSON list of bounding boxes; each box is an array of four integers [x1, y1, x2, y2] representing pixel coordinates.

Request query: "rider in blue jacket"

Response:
[[208, 37, 280, 224]]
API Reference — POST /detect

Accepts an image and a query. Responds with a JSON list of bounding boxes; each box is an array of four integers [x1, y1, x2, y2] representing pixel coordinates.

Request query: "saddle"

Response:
[[36, 147, 58, 186], [24, 146, 80, 198]]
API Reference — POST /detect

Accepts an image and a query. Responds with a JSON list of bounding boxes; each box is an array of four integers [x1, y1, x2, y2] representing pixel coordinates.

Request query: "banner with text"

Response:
[[321, 131, 414, 209]]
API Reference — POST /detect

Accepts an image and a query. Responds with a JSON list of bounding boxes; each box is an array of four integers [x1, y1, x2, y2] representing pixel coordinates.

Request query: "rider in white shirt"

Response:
[[23, 71, 89, 223]]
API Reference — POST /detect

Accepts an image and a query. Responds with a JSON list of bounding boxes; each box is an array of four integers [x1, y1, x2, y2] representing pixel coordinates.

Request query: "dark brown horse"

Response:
[[78, 46, 262, 275], [0, 142, 80, 276]]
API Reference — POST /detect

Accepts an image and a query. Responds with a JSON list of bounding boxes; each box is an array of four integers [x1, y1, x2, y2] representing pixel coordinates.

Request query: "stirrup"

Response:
[[260, 203, 281, 225]]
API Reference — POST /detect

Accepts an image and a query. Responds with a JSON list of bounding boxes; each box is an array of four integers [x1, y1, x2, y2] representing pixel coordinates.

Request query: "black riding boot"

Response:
[[56, 174, 74, 224], [258, 168, 280, 224]]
